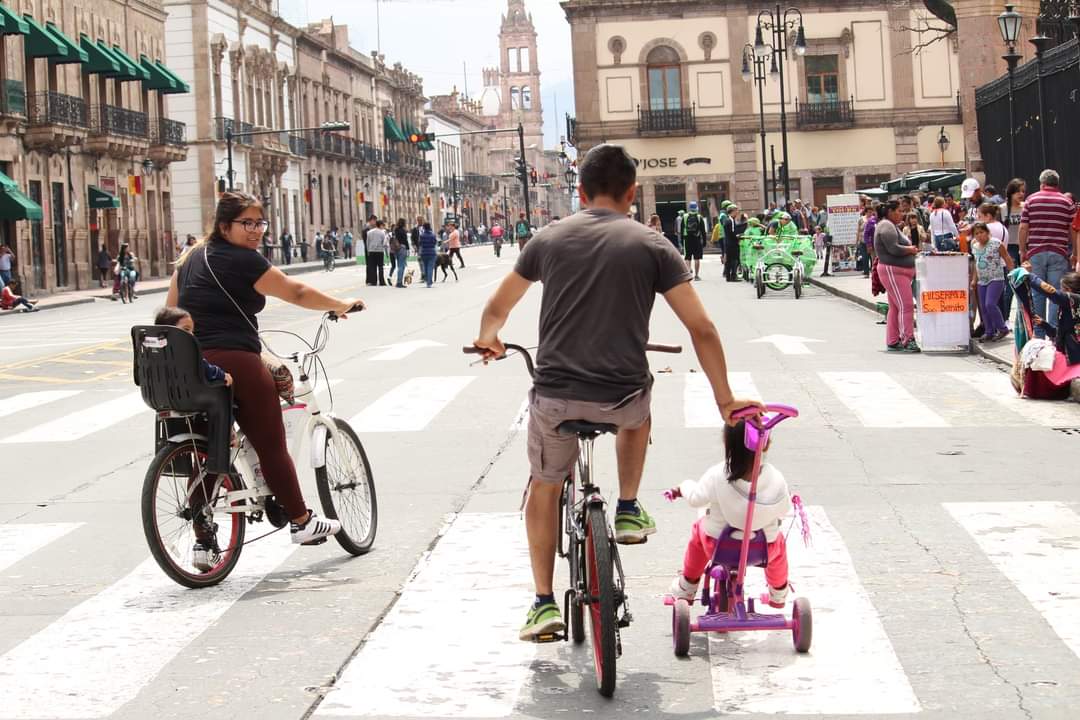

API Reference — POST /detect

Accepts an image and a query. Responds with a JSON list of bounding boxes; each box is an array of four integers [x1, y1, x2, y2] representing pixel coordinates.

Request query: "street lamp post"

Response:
[[997, 4, 1023, 180], [742, 43, 779, 210], [755, 5, 807, 205], [1029, 33, 1052, 169], [563, 162, 577, 212], [937, 126, 950, 168], [226, 121, 349, 191]]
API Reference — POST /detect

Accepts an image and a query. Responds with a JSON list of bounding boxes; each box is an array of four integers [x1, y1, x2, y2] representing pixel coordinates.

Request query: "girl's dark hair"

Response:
[[877, 200, 899, 220], [1061, 272, 1080, 293], [978, 202, 1000, 221], [724, 421, 755, 483], [396, 218, 406, 229], [209, 191, 262, 243], [154, 305, 190, 326], [1005, 178, 1026, 208], [971, 221, 990, 236], [422, 222, 432, 232]]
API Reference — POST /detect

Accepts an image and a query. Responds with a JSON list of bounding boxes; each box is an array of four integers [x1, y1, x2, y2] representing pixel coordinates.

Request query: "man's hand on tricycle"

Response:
[[718, 397, 765, 426]]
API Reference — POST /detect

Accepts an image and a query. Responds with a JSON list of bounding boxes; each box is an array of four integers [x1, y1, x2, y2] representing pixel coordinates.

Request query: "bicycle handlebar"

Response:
[[464, 342, 681, 379]]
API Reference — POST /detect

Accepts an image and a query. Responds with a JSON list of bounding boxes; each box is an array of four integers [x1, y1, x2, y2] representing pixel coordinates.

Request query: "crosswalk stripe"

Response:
[[0, 539, 298, 719], [0, 391, 148, 444], [708, 506, 920, 714], [0, 391, 81, 420], [316, 512, 534, 717], [946, 502, 1080, 660], [684, 372, 761, 428], [349, 376, 474, 432], [0, 523, 83, 574], [947, 371, 1080, 427], [819, 371, 949, 428]]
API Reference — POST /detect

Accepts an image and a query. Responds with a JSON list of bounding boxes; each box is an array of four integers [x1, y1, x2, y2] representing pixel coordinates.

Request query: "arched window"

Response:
[[510, 86, 520, 110], [521, 86, 532, 110], [646, 45, 681, 111]]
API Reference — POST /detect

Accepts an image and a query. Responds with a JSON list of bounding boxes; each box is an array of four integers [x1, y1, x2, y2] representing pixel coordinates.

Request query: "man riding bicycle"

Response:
[[472, 144, 759, 641]]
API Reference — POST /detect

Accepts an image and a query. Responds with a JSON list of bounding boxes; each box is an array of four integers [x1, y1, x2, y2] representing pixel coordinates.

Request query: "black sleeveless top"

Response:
[[176, 241, 271, 353]]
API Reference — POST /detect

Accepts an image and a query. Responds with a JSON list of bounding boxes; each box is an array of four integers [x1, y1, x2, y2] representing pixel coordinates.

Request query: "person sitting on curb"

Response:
[[1, 279, 37, 313]]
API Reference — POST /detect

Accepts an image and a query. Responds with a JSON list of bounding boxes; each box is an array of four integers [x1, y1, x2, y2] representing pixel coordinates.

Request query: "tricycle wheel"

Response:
[[794, 267, 803, 299], [764, 263, 791, 291], [792, 597, 812, 653], [673, 599, 691, 657], [713, 576, 729, 613], [755, 269, 765, 299]]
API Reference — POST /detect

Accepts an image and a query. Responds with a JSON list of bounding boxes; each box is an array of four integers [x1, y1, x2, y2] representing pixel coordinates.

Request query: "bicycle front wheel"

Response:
[[141, 441, 246, 588], [585, 504, 617, 697], [316, 418, 377, 555]]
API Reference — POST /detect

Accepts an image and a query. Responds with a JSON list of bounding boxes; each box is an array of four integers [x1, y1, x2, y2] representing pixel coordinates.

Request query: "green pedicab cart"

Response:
[[743, 233, 816, 299]]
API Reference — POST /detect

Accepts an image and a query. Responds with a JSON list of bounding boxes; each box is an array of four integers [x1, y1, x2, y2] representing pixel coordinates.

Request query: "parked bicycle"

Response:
[[132, 309, 376, 588], [464, 341, 681, 697]]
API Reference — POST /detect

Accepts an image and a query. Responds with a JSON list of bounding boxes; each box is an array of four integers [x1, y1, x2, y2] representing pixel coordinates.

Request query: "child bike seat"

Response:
[[131, 325, 233, 475], [709, 526, 770, 570], [557, 420, 618, 438]]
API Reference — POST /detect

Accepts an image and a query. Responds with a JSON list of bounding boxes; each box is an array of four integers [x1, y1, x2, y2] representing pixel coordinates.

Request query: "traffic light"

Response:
[[408, 132, 436, 144]]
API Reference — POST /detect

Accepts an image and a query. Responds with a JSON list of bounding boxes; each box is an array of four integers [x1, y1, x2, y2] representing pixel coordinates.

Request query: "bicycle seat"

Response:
[[557, 420, 618, 438]]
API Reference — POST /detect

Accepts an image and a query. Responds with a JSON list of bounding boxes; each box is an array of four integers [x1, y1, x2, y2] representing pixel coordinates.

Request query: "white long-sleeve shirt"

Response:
[[929, 208, 959, 243], [678, 462, 791, 542]]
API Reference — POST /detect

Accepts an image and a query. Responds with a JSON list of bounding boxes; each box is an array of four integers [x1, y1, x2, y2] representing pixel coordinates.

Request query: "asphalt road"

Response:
[[1, 245, 1078, 720]]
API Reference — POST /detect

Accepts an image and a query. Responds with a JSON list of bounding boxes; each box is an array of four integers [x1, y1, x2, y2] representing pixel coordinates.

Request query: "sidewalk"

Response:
[[809, 271, 1013, 368], [1, 257, 334, 318]]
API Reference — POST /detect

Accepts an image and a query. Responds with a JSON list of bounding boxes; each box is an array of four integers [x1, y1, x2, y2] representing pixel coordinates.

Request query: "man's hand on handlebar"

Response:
[[332, 298, 365, 319], [471, 336, 506, 363], [718, 397, 765, 426]]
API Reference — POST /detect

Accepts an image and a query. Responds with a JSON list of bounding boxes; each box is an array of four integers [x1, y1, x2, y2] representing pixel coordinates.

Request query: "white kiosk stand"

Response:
[[915, 253, 970, 352]]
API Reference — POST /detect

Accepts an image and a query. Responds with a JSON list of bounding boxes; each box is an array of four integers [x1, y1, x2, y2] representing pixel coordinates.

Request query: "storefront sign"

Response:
[[100, 177, 116, 194], [633, 157, 678, 169], [826, 193, 860, 247], [920, 289, 967, 313], [683, 157, 711, 166]]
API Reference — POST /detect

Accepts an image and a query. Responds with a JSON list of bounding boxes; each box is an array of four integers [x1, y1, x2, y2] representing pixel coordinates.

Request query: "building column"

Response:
[[894, 125, 920, 174], [732, 132, 761, 211]]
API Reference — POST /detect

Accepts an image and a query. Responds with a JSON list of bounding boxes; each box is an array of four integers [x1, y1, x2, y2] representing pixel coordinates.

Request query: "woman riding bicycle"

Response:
[[166, 191, 364, 546]]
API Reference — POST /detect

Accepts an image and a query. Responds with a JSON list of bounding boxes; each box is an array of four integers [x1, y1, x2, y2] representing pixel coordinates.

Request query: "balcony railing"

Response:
[[2, 79, 25, 116], [794, 97, 855, 128], [637, 104, 695, 134], [91, 104, 149, 138], [153, 117, 185, 145], [29, 91, 88, 128], [213, 117, 254, 145], [289, 133, 307, 157]]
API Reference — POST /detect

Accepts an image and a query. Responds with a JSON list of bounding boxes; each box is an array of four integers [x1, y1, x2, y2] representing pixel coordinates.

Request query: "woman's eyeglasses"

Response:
[[231, 219, 269, 232]]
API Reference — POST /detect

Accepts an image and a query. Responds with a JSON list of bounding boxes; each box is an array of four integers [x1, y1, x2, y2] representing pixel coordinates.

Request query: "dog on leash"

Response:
[[435, 252, 459, 282], [403, 268, 415, 286]]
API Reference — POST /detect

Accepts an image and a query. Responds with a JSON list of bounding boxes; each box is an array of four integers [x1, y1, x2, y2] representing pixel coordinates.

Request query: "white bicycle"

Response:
[[138, 311, 377, 588]]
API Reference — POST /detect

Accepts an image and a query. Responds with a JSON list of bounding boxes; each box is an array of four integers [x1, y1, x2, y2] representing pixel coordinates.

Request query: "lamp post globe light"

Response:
[[754, 5, 807, 204], [997, 4, 1023, 180]]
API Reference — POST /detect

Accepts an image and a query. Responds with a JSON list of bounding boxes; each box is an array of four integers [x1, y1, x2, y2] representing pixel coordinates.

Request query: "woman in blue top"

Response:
[[418, 222, 438, 288]]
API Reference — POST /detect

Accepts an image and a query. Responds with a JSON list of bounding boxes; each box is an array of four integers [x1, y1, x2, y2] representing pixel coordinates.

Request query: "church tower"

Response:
[[496, 1, 543, 162]]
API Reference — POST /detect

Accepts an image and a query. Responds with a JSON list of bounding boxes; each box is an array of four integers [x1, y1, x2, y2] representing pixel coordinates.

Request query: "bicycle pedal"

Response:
[[300, 536, 328, 546], [533, 632, 565, 644]]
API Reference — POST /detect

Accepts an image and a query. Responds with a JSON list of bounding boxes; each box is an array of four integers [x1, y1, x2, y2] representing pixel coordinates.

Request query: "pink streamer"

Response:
[[791, 494, 812, 547]]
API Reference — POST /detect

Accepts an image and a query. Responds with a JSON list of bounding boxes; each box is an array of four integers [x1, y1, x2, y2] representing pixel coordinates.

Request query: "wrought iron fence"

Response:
[[91, 104, 149, 138], [794, 97, 854, 127], [29, 91, 88, 128], [2, 79, 25, 116], [637, 105, 695, 133], [156, 117, 185, 144]]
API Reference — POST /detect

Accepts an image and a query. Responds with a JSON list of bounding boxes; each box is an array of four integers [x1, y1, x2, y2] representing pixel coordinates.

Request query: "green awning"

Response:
[[22, 14, 65, 59], [88, 185, 119, 209], [879, 168, 966, 194], [139, 55, 178, 92], [151, 58, 189, 94], [80, 35, 120, 75], [110, 43, 150, 81], [0, 171, 42, 221], [45, 22, 88, 65], [95, 41, 129, 79], [922, 172, 968, 192], [0, 4, 29, 35], [383, 115, 408, 143]]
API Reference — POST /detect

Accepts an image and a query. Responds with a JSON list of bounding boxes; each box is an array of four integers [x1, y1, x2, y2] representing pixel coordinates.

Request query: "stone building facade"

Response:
[[561, 0, 972, 228], [426, 90, 500, 228], [1, 0, 188, 294], [370, 52, 428, 227]]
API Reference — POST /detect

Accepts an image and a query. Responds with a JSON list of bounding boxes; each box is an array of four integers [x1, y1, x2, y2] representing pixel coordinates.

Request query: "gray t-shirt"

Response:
[[514, 208, 692, 403]]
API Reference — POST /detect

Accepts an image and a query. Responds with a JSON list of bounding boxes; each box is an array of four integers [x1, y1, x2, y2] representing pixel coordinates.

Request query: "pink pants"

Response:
[[681, 517, 789, 589], [878, 263, 916, 346]]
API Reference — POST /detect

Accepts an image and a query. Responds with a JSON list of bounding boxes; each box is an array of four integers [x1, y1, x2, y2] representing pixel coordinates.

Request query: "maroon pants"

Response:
[[203, 349, 306, 518]]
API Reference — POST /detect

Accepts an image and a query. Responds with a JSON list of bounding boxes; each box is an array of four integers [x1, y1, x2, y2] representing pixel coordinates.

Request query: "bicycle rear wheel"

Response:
[[584, 504, 617, 697], [141, 441, 246, 588], [316, 418, 377, 555]]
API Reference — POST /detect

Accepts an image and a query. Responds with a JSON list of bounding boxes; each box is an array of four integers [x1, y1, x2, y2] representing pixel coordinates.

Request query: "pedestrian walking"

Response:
[[860, 206, 878, 277], [1000, 179, 1026, 321], [970, 221, 1014, 342], [447, 220, 465, 268], [1019, 169, 1077, 338], [722, 207, 747, 282], [365, 220, 388, 286], [261, 231, 273, 262], [874, 200, 920, 352], [392, 218, 409, 288], [929, 196, 960, 252], [515, 212, 531, 250], [96, 246, 112, 287], [491, 222, 504, 257], [1, 278, 36, 312], [0, 242, 15, 287], [280, 229, 293, 265], [342, 229, 353, 260], [418, 221, 438, 287], [681, 201, 707, 281]]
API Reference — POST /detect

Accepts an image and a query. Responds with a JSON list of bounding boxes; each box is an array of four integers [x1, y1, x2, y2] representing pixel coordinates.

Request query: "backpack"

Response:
[[684, 212, 702, 239]]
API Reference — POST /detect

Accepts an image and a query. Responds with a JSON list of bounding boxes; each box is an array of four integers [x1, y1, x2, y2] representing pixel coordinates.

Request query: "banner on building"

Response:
[[425, 195, 431, 208], [127, 175, 142, 195], [826, 193, 861, 272], [356, 191, 365, 205], [381, 192, 388, 207]]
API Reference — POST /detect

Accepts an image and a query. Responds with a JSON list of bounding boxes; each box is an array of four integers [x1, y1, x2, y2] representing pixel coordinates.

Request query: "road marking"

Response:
[[819, 371, 949, 428], [369, 339, 445, 361], [947, 371, 1080, 427], [509, 397, 529, 431], [684, 372, 760, 427], [0, 539, 297, 719], [0, 391, 148, 444], [0, 523, 83, 574], [708, 506, 920, 715], [0, 391, 81, 420], [946, 501, 1080, 660], [749, 334, 824, 355], [349, 376, 474, 432], [316, 513, 533, 717]]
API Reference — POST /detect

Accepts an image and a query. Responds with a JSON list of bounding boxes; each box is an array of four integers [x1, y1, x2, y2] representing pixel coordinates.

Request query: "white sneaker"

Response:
[[191, 542, 219, 573], [669, 574, 699, 602], [768, 583, 789, 608], [290, 510, 341, 545]]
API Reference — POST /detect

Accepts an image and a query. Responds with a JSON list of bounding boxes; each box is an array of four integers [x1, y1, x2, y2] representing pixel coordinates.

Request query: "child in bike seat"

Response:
[[665, 419, 791, 608], [154, 306, 232, 387]]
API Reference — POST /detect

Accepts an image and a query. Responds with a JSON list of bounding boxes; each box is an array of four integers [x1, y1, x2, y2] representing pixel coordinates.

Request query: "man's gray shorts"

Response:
[[526, 387, 652, 484]]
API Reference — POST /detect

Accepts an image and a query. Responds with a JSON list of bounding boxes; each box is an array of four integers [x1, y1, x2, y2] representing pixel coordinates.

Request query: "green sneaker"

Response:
[[519, 601, 565, 641], [614, 504, 657, 544]]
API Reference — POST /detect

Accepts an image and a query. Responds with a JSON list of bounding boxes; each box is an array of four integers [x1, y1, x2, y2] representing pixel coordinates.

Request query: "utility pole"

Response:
[[452, 173, 459, 219]]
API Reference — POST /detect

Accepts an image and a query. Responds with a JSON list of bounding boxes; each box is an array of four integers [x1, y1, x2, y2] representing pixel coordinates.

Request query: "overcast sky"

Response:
[[278, 0, 575, 150]]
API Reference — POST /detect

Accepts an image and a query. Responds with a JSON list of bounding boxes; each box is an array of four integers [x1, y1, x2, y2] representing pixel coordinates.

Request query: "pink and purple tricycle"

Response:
[[663, 403, 812, 657]]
